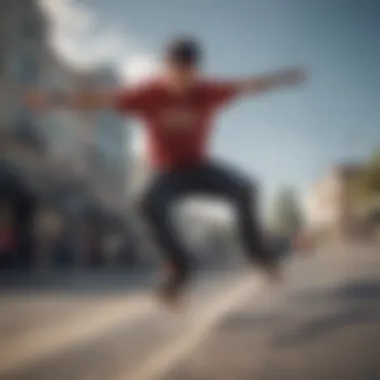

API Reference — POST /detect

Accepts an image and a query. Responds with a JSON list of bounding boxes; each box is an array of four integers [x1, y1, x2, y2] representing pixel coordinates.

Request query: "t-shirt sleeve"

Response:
[[114, 83, 155, 115], [205, 80, 241, 109]]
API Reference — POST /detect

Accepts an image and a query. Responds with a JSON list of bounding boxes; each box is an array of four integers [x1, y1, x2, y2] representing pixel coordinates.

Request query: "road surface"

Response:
[[0, 246, 379, 380]]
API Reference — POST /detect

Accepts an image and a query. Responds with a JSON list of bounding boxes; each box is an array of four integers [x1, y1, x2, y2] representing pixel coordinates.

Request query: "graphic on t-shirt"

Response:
[[159, 107, 199, 131]]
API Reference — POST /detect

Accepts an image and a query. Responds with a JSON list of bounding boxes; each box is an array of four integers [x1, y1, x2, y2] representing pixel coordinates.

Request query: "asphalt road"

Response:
[[0, 246, 379, 380]]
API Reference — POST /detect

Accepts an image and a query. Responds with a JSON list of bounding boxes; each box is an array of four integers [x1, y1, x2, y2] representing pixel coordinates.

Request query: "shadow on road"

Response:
[[218, 313, 281, 332], [274, 305, 380, 347], [274, 278, 380, 348], [293, 278, 380, 303]]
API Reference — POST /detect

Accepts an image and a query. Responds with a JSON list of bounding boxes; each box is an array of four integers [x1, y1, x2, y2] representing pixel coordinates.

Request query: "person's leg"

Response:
[[140, 172, 194, 305], [228, 175, 275, 267], [191, 162, 276, 269]]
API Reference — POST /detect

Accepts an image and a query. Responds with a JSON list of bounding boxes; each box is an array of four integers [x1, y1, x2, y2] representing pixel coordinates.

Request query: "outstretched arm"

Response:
[[24, 89, 119, 112], [207, 67, 307, 109], [24, 85, 151, 114], [235, 67, 307, 96]]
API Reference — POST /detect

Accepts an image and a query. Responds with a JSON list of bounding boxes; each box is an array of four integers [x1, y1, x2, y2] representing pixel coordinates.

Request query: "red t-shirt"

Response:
[[116, 79, 239, 170]]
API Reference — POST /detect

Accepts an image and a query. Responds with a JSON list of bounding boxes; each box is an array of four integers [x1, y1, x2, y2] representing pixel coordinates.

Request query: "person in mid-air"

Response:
[[26, 36, 307, 309]]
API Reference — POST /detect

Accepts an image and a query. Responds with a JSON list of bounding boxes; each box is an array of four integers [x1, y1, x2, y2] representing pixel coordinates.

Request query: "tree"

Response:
[[349, 148, 380, 213], [362, 150, 380, 196], [272, 186, 303, 236]]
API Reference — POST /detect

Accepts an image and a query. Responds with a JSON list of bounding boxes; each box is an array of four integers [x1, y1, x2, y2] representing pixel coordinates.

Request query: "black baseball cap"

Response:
[[165, 36, 202, 66]]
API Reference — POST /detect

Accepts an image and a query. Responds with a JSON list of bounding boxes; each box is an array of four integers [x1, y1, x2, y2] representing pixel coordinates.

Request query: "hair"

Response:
[[165, 36, 202, 67]]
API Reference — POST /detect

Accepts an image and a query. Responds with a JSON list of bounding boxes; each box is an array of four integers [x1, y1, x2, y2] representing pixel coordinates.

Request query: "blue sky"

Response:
[[43, 0, 380, 208]]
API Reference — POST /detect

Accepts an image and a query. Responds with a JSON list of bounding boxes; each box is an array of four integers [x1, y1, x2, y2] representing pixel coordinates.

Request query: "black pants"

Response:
[[141, 161, 272, 286]]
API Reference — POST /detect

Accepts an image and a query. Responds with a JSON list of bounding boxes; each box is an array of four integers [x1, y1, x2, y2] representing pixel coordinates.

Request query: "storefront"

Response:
[[0, 165, 37, 270], [0, 163, 139, 271]]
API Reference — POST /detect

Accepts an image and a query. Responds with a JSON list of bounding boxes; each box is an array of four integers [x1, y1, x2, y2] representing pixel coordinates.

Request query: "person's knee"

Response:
[[140, 192, 162, 222], [237, 179, 257, 202], [171, 258, 191, 284], [140, 182, 171, 220], [139, 194, 152, 218]]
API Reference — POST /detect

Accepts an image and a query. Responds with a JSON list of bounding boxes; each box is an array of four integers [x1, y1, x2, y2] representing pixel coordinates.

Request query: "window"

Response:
[[10, 54, 38, 84], [22, 19, 41, 40], [21, 57, 38, 85], [11, 105, 43, 147]]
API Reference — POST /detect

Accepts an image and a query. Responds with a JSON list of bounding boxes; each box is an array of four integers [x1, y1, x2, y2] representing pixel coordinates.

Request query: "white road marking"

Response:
[[126, 275, 263, 380], [0, 296, 154, 377]]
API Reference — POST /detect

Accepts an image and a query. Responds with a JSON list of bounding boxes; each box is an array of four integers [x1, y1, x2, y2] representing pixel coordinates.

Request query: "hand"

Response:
[[24, 90, 48, 111], [277, 67, 307, 86]]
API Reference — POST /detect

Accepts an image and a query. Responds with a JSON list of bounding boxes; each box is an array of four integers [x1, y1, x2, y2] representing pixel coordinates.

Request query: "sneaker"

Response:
[[260, 262, 284, 284], [156, 264, 188, 312], [251, 237, 288, 284], [156, 285, 184, 312]]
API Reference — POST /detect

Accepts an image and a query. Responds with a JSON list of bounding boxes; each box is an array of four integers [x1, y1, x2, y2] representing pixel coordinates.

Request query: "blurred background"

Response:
[[0, 1, 379, 380]]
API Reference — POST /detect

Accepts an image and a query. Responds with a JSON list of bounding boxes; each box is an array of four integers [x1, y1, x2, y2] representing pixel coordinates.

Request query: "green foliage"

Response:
[[349, 148, 380, 212], [366, 149, 380, 194]]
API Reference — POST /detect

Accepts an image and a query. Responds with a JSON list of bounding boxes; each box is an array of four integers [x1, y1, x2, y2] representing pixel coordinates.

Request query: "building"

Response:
[[0, 0, 49, 268], [0, 0, 130, 204], [0, 0, 135, 269], [0, 0, 88, 180], [0, 0, 92, 211], [0, 0, 47, 142], [304, 164, 364, 240], [84, 66, 131, 204]]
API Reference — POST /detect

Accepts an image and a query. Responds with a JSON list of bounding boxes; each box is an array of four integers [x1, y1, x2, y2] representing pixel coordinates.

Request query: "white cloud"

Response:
[[38, 0, 158, 81], [121, 53, 160, 84], [39, 0, 96, 67]]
